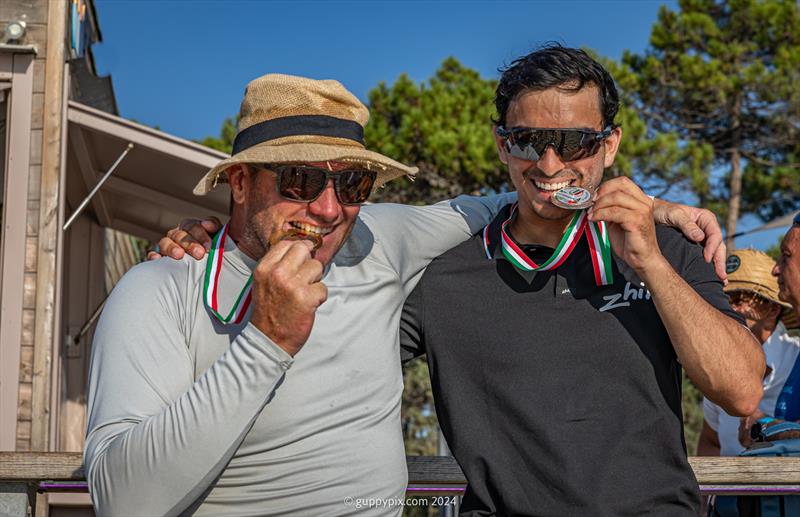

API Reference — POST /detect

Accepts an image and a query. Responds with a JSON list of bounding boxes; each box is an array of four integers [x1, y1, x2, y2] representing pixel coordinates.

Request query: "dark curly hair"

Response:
[[494, 44, 619, 129]]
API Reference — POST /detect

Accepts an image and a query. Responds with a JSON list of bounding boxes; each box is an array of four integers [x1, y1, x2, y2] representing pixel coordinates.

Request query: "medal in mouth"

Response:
[[551, 186, 594, 210], [269, 228, 323, 250]]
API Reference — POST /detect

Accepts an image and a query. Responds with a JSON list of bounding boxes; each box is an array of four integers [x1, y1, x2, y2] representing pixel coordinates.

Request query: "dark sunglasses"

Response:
[[496, 126, 614, 162], [794, 212, 800, 226], [252, 164, 377, 205]]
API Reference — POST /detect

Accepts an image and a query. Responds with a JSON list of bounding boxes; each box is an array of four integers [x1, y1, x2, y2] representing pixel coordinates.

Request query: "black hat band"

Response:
[[232, 114, 365, 155]]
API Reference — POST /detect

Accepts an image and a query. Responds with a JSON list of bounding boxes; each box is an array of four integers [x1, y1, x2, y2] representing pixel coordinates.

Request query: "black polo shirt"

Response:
[[400, 203, 742, 517]]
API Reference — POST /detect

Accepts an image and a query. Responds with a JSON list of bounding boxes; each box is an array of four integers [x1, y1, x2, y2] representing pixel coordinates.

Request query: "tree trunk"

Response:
[[725, 95, 743, 254], [725, 147, 743, 253]]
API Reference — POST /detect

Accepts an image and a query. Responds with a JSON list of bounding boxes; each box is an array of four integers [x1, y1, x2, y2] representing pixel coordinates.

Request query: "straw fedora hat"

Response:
[[194, 74, 417, 196], [724, 249, 790, 309]]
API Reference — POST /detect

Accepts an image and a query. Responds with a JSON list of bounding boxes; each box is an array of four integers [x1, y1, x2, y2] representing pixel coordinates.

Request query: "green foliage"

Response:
[[682, 373, 704, 456], [623, 0, 800, 241], [766, 235, 784, 261], [402, 361, 443, 516], [196, 117, 238, 154], [401, 359, 439, 456], [365, 57, 505, 204], [599, 56, 715, 198]]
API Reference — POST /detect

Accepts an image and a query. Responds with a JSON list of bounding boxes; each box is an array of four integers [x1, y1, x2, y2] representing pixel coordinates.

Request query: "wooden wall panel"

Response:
[[31, 92, 44, 130], [0, 0, 49, 24], [22, 273, 36, 309], [31, 0, 67, 452], [19, 346, 33, 384], [28, 165, 41, 201], [28, 129, 41, 166], [25, 237, 38, 272], [20, 310, 34, 346], [16, 384, 31, 421], [15, 421, 30, 451], [23, 23, 48, 54], [26, 199, 40, 237], [32, 59, 46, 95]]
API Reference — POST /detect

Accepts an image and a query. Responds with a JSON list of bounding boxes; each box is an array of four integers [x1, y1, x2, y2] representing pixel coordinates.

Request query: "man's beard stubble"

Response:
[[237, 190, 273, 260]]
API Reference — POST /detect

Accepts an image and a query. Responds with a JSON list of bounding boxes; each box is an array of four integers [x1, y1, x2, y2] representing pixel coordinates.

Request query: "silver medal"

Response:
[[551, 186, 593, 210]]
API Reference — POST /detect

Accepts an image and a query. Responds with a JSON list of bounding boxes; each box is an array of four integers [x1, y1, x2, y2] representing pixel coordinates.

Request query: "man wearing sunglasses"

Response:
[[397, 45, 764, 515], [85, 74, 522, 516]]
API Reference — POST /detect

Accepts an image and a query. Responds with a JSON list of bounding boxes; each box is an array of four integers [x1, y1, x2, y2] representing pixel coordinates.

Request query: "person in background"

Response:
[[737, 214, 800, 446], [697, 249, 799, 457]]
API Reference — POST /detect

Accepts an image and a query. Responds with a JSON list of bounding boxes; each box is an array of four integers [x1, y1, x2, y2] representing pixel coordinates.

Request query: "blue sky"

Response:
[[91, 0, 788, 250]]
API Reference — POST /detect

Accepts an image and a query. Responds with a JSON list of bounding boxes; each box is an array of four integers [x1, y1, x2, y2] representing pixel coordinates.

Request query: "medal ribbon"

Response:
[[203, 224, 253, 324], [497, 203, 613, 286]]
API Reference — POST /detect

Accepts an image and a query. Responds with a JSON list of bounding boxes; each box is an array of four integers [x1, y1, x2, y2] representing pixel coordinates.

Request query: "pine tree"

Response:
[[623, 0, 800, 249], [365, 57, 504, 204], [196, 117, 238, 154]]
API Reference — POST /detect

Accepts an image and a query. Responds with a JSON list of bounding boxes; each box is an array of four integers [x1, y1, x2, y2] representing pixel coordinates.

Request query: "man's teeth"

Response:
[[290, 222, 333, 236], [534, 180, 571, 191]]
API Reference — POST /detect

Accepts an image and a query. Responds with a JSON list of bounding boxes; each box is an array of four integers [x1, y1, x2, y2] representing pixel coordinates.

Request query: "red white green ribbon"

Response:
[[203, 224, 253, 324], [498, 203, 613, 286], [585, 217, 614, 286]]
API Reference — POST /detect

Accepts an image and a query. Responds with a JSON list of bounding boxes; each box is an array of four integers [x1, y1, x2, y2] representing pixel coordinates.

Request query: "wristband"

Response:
[[751, 418, 800, 442]]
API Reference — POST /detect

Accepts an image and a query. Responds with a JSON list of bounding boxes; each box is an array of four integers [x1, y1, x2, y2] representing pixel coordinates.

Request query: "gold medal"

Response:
[[269, 228, 323, 250]]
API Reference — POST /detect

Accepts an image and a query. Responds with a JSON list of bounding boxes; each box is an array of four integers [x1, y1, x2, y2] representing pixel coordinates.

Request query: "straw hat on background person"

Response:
[[725, 249, 798, 330]]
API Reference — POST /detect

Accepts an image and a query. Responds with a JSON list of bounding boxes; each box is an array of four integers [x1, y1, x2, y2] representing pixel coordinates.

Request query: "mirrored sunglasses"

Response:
[[253, 164, 377, 205], [496, 126, 614, 162]]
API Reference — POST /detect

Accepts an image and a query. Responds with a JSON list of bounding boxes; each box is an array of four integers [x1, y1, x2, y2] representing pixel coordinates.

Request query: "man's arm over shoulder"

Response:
[[360, 193, 515, 287], [84, 259, 293, 517]]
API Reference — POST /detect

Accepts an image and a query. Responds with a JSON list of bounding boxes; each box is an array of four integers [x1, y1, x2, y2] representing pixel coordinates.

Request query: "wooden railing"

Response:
[[3, 453, 800, 515]]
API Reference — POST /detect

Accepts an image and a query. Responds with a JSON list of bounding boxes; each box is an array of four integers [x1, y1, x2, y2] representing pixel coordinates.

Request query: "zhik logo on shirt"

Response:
[[598, 282, 652, 312]]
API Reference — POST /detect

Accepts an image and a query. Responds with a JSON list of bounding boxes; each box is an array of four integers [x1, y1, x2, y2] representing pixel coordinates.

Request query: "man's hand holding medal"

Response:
[[550, 178, 728, 282], [585, 177, 661, 275], [251, 237, 327, 357]]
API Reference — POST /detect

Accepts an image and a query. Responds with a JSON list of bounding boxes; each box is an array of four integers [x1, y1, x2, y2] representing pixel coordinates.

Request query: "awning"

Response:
[[734, 211, 800, 238], [66, 100, 230, 241]]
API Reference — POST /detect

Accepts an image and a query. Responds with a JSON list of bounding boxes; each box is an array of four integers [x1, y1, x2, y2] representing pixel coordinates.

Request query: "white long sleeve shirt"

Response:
[[703, 322, 800, 456], [85, 195, 511, 517]]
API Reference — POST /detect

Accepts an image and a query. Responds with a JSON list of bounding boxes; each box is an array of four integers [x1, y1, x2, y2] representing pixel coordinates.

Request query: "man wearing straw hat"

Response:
[[696, 249, 799, 457], [86, 73, 729, 516], [85, 74, 516, 516]]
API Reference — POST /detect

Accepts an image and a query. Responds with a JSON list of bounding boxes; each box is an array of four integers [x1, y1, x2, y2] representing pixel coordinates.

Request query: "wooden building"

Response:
[[0, 1, 229, 513]]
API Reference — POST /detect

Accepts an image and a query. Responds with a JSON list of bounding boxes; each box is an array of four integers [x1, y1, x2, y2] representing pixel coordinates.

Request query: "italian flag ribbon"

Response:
[[496, 203, 613, 286], [203, 224, 253, 324]]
